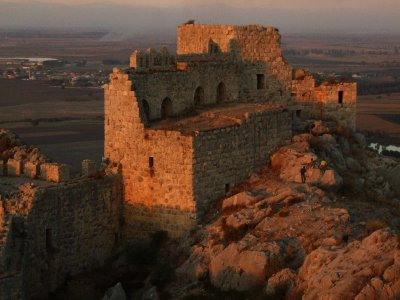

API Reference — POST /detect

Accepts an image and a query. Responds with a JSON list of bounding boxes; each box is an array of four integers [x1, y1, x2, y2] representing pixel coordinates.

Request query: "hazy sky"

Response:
[[0, 0, 399, 34], [6, 0, 399, 9]]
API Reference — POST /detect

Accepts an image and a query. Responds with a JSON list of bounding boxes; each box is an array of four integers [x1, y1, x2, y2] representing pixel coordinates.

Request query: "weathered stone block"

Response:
[[24, 161, 39, 179], [40, 163, 70, 182], [7, 159, 23, 176], [82, 159, 97, 177]]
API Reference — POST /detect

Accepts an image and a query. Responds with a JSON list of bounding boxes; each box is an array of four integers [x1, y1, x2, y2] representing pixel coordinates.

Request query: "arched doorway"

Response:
[[161, 97, 173, 119], [194, 86, 205, 106], [142, 99, 150, 121], [216, 82, 226, 103]]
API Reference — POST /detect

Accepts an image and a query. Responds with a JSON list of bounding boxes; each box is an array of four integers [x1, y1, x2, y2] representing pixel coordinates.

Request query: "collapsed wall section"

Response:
[[192, 109, 292, 214]]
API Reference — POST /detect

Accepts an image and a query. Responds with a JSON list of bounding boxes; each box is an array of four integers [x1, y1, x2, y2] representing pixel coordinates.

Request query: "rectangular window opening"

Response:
[[149, 157, 154, 168], [257, 74, 265, 90], [338, 91, 344, 105], [296, 110, 302, 118]]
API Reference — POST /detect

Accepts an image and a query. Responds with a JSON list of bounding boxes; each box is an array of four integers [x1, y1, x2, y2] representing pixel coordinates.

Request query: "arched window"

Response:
[[142, 99, 150, 121], [161, 97, 173, 119], [194, 86, 205, 106], [216, 82, 226, 103]]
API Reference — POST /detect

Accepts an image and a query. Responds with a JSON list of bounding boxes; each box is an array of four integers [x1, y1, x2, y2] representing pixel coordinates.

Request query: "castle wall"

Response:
[[293, 81, 357, 129], [104, 71, 197, 241], [104, 70, 293, 240], [177, 24, 293, 85], [0, 175, 122, 300], [192, 109, 292, 214], [130, 62, 240, 120]]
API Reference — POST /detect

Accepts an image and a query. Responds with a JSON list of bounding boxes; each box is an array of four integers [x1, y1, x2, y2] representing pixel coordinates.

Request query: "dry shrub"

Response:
[[366, 220, 388, 235]]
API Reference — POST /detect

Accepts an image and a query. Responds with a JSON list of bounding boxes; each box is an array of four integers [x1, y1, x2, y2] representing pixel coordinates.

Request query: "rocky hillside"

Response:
[[123, 121, 400, 300]]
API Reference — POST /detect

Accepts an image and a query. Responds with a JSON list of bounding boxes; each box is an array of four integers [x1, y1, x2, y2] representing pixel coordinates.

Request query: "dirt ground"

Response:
[[0, 79, 103, 122], [356, 93, 400, 144]]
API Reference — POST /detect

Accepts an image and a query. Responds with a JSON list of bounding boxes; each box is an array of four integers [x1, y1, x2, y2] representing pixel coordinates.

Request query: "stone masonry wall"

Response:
[[0, 175, 122, 300], [105, 69, 293, 239], [293, 80, 357, 129], [130, 61, 240, 120], [177, 24, 293, 85], [193, 109, 292, 213], [104, 70, 196, 241]]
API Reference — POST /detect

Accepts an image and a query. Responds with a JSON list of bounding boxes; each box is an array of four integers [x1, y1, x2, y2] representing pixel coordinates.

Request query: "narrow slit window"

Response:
[[338, 91, 344, 105], [149, 157, 154, 168], [225, 183, 230, 194], [257, 74, 265, 90]]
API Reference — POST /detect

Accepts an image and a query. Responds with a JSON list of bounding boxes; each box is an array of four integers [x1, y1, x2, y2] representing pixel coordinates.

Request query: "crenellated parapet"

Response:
[[130, 47, 176, 72]]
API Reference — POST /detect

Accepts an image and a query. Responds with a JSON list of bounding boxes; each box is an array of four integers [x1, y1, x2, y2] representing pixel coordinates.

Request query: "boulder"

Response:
[[311, 120, 330, 136], [102, 282, 127, 300], [292, 133, 312, 143], [319, 170, 343, 190], [266, 268, 297, 296], [222, 191, 265, 210], [209, 243, 268, 291]]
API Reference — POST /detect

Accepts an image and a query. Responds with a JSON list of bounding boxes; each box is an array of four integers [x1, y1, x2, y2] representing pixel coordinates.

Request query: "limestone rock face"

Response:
[[296, 229, 400, 300], [171, 128, 400, 299], [221, 191, 265, 210], [271, 135, 343, 190], [266, 268, 297, 296], [209, 243, 268, 291], [319, 169, 343, 190]]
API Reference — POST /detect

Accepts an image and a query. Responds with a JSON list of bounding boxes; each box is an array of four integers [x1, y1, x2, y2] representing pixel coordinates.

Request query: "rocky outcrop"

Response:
[[177, 180, 350, 292], [271, 133, 343, 189], [295, 229, 400, 300], [174, 128, 400, 299]]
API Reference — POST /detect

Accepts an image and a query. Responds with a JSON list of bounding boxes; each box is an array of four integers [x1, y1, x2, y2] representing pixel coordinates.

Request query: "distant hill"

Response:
[[0, 1, 399, 35]]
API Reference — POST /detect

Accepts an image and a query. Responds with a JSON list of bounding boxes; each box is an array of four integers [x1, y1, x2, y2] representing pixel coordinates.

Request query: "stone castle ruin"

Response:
[[105, 23, 356, 240], [0, 23, 356, 299]]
